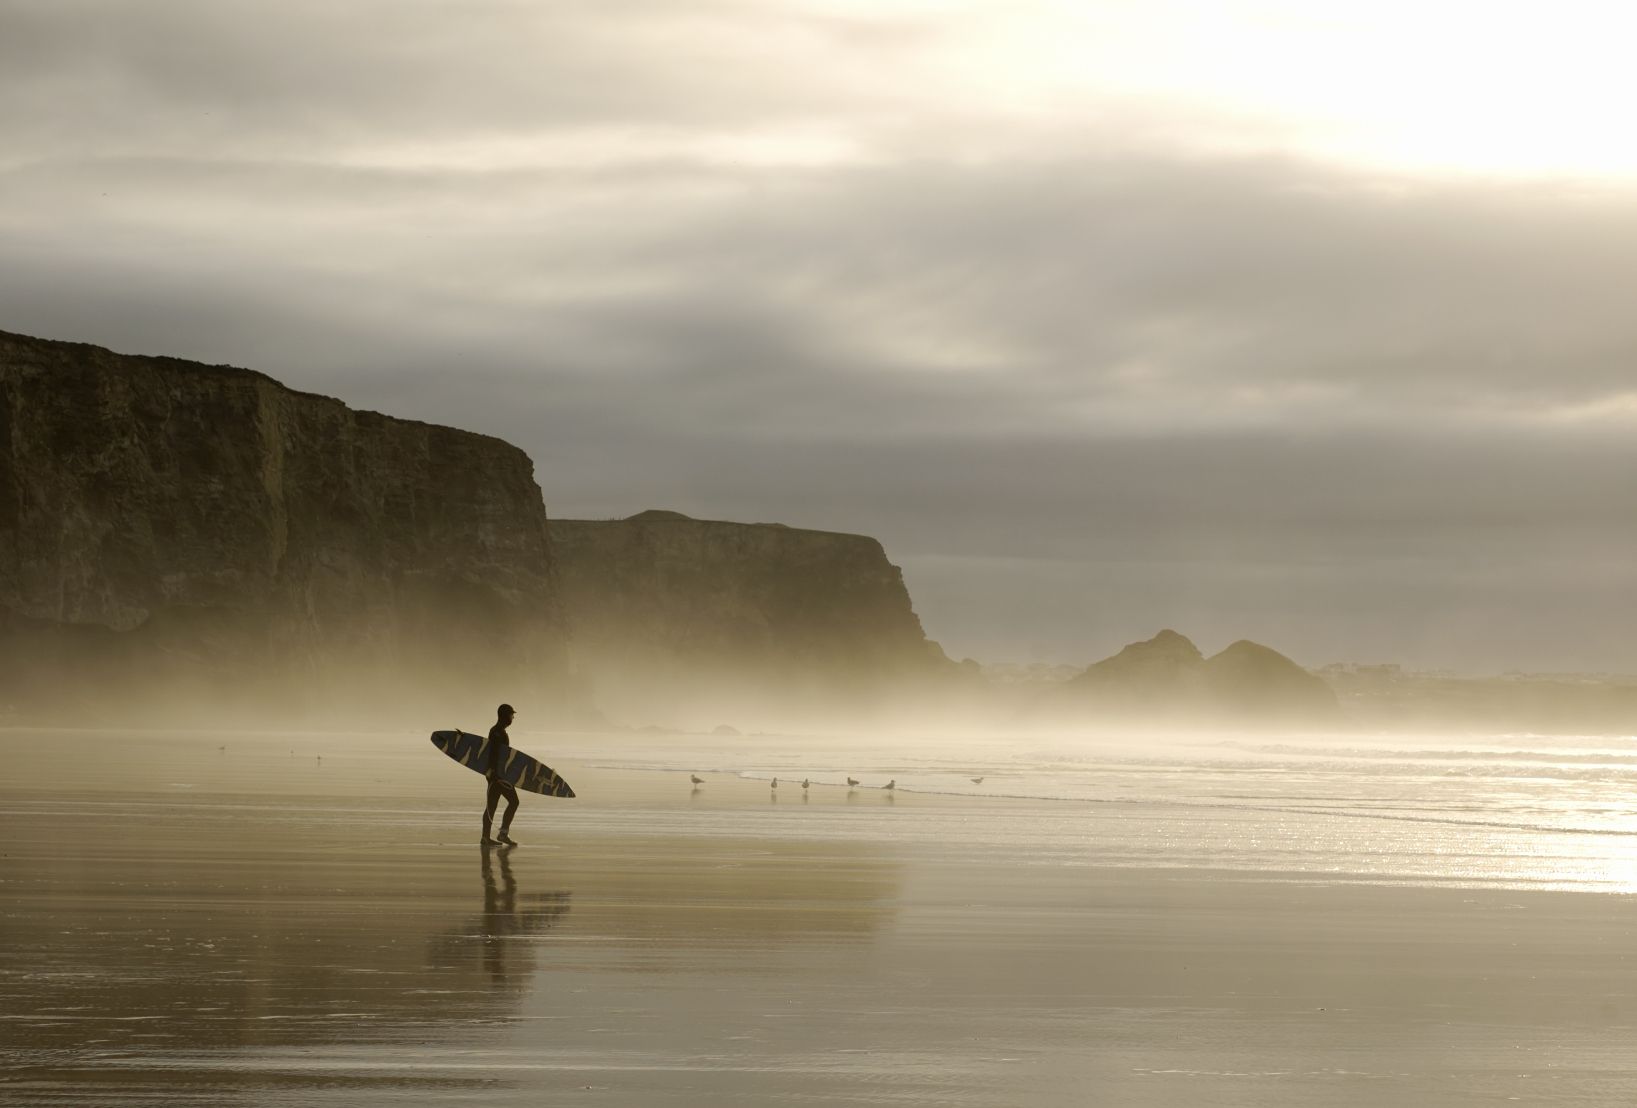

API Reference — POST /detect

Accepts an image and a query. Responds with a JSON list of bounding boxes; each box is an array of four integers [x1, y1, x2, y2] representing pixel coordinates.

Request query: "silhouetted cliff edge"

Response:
[[0, 329, 570, 724], [549, 511, 962, 729], [1035, 629, 1340, 728]]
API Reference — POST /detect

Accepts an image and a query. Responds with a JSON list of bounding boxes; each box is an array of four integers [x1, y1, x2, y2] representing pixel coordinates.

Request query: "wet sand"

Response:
[[5, 730, 1637, 1106]]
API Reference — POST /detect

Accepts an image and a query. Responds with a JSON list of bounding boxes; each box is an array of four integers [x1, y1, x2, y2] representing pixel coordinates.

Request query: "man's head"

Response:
[[497, 703, 515, 724]]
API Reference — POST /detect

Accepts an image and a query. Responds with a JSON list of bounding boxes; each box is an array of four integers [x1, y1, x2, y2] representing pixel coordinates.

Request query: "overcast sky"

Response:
[[4, 0, 1635, 672]]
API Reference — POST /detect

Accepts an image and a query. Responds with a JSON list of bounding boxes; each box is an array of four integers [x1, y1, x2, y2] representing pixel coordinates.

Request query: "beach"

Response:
[[5, 728, 1637, 1106]]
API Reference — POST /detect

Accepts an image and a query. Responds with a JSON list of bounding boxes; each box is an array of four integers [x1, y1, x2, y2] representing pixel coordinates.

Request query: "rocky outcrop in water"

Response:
[[548, 511, 960, 728], [1036, 629, 1340, 728], [0, 329, 569, 724]]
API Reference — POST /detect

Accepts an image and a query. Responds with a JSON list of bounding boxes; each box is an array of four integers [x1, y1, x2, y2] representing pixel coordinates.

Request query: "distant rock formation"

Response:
[[0, 329, 572, 725], [548, 512, 960, 729], [1072, 628, 1204, 706], [1036, 629, 1340, 728], [1204, 638, 1340, 721]]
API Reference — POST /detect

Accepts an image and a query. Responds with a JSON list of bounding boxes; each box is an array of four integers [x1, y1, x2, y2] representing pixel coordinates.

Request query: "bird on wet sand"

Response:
[[883, 779, 896, 791], [846, 777, 859, 788], [970, 777, 985, 785], [771, 777, 779, 790], [801, 778, 810, 791], [690, 774, 705, 787]]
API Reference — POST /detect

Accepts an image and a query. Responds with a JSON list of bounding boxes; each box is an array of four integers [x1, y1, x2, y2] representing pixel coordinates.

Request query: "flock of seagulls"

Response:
[[687, 773, 989, 793]]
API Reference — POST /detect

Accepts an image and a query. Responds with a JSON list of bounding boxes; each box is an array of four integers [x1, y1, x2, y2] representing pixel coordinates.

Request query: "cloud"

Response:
[[3, 1, 1636, 669], [0, 0, 938, 165]]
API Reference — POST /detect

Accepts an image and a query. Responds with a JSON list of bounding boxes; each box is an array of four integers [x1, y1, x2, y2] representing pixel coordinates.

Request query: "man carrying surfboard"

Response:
[[483, 703, 521, 846], [428, 711, 574, 835]]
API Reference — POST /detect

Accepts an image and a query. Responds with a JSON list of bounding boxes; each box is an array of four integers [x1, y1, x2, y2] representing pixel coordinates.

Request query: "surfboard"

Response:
[[429, 730, 576, 798]]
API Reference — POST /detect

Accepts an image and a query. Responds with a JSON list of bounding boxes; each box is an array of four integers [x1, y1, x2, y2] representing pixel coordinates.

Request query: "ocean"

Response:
[[587, 726, 1637, 891]]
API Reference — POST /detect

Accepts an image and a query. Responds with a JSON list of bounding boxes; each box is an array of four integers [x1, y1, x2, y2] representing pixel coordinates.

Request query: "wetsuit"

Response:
[[483, 720, 519, 840]]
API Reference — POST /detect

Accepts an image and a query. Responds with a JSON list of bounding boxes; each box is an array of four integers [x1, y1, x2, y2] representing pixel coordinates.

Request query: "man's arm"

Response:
[[487, 729, 508, 780]]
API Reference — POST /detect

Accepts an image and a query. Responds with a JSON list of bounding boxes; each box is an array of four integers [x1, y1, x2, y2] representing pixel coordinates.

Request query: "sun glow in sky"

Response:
[[291, 1, 1637, 181], [895, 0, 1637, 179]]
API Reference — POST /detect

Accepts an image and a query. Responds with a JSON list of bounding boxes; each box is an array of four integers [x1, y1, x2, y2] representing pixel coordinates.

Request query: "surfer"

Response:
[[482, 703, 520, 846]]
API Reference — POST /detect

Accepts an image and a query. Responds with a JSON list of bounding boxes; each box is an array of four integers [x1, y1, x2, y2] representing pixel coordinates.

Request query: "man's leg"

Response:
[[482, 779, 503, 843], [497, 784, 520, 843]]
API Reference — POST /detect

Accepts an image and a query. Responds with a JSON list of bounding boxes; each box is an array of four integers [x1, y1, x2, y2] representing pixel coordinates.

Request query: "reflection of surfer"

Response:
[[480, 843, 517, 985], [482, 841, 517, 913], [482, 703, 521, 846], [473, 845, 572, 988]]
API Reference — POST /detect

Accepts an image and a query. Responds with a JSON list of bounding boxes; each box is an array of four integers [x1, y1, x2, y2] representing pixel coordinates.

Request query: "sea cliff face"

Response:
[[548, 511, 957, 728], [0, 330, 567, 723]]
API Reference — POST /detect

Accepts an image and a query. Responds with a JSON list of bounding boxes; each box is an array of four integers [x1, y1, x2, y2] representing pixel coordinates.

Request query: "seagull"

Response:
[[771, 778, 779, 790], [690, 774, 705, 786], [970, 777, 985, 785], [883, 779, 896, 791], [846, 777, 859, 788], [801, 778, 810, 790]]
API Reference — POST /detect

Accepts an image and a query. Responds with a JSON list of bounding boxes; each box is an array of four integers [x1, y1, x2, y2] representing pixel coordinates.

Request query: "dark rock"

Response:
[[1038, 629, 1339, 728], [548, 513, 959, 728], [0, 329, 572, 725], [1203, 639, 1340, 722], [625, 509, 692, 522]]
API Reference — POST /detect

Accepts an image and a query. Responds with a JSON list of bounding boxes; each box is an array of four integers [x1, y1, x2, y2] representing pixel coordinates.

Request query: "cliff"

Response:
[[0, 329, 569, 724], [548, 511, 958, 728], [1037, 629, 1340, 728]]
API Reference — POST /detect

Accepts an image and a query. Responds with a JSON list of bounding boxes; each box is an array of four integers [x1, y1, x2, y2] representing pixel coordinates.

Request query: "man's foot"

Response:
[[497, 831, 517, 846], [481, 836, 500, 846]]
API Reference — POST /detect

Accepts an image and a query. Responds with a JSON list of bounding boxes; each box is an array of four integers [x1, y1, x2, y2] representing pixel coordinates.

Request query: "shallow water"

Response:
[[587, 725, 1637, 891], [5, 728, 1637, 1105]]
